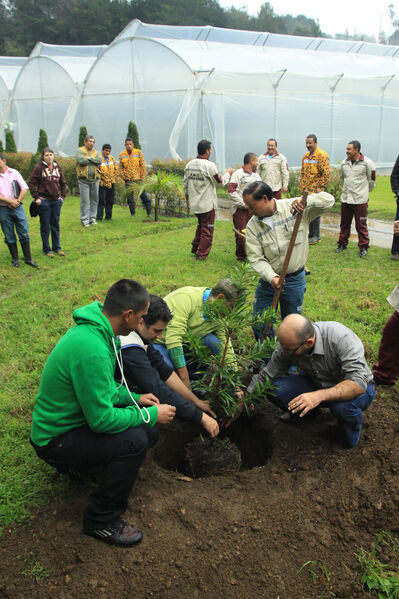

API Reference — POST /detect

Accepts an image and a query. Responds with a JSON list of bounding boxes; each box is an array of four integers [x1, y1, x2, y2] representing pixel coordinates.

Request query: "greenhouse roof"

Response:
[[116, 19, 399, 57]]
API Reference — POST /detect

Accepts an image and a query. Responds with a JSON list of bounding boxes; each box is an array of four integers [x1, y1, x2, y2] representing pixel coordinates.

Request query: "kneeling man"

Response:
[[248, 314, 375, 448], [119, 294, 219, 438]]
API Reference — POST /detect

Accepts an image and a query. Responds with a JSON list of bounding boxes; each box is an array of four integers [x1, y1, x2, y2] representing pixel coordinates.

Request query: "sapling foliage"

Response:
[[186, 262, 277, 419]]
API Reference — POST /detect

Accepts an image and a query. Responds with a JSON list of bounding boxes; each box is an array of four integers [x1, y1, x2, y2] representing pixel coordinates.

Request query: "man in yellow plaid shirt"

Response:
[[97, 144, 119, 221], [300, 134, 330, 244], [119, 138, 152, 217]]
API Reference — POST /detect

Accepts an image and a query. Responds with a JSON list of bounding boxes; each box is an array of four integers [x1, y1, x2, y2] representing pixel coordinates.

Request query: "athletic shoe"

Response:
[[84, 518, 143, 547], [359, 248, 368, 258], [335, 245, 347, 253]]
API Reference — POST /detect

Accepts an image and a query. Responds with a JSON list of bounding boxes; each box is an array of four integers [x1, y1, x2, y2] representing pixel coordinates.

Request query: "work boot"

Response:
[[20, 240, 39, 268], [7, 242, 19, 267], [335, 245, 347, 253]]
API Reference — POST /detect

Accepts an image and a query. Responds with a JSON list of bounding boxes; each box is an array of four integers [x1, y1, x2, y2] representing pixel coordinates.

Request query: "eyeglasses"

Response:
[[282, 341, 306, 354]]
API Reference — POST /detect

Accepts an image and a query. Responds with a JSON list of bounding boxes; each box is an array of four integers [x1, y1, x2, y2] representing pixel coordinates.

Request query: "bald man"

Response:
[[248, 314, 375, 448]]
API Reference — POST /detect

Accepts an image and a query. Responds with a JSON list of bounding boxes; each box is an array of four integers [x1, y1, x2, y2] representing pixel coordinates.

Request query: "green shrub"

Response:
[[78, 126, 87, 147], [286, 167, 342, 202], [56, 156, 78, 195], [151, 158, 189, 178], [127, 121, 141, 149], [326, 167, 343, 202], [30, 129, 50, 172], [5, 131, 17, 153], [4, 152, 33, 181], [0, 139, 4, 153]]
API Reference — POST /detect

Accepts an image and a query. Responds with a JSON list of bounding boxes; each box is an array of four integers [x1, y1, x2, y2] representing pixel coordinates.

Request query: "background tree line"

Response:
[[0, 0, 322, 56]]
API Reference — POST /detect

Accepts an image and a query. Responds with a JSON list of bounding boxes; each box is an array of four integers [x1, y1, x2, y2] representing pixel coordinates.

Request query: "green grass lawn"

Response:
[[0, 195, 398, 537]]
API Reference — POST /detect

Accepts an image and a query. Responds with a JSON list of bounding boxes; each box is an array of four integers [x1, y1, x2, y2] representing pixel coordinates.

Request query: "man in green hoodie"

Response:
[[31, 279, 176, 547]]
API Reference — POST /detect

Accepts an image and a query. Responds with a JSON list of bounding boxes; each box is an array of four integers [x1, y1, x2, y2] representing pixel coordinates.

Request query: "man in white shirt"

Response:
[[228, 153, 261, 261], [257, 139, 289, 200], [183, 140, 231, 260], [336, 140, 376, 258]]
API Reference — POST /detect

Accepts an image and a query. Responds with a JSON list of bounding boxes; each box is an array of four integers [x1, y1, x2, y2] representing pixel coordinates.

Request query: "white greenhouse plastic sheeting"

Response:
[[2, 20, 399, 169]]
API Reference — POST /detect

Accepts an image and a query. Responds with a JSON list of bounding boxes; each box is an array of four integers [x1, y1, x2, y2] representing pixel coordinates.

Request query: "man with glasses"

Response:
[[247, 313, 375, 448]]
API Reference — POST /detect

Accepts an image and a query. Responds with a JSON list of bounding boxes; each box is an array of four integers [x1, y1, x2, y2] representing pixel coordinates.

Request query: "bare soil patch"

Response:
[[1, 387, 398, 599]]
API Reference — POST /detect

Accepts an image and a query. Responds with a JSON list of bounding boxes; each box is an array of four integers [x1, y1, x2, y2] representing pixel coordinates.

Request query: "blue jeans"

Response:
[[253, 270, 306, 340], [269, 373, 376, 447], [0, 203, 30, 244], [153, 333, 221, 374], [392, 197, 399, 255], [39, 198, 63, 253]]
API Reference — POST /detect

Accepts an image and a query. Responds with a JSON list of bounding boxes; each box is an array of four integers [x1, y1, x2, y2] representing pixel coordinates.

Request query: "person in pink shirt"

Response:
[[0, 152, 38, 268]]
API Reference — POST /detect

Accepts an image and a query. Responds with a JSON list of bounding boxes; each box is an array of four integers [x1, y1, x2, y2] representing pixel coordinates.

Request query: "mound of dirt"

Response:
[[1, 387, 399, 599]]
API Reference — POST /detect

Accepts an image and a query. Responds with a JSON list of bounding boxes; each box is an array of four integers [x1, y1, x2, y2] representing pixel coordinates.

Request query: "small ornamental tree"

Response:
[[0, 139, 4, 153], [30, 128, 49, 171], [5, 130, 17, 153], [124, 171, 183, 222], [79, 126, 88, 147], [187, 263, 277, 420], [127, 121, 141, 149]]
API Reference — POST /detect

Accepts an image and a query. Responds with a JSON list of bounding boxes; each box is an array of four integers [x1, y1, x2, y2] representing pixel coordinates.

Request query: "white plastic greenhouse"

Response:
[[4, 21, 399, 169]]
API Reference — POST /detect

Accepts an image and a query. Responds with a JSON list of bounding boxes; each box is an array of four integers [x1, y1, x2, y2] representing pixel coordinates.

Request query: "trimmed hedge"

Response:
[[4, 152, 79, 195], [150, 158, 189, 177]]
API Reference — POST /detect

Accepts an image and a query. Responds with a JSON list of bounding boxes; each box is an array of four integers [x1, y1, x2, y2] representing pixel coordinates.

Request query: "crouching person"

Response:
[[30, 279, 176, 547], [118, 294, 219, 439], [248, 314, 375, 448], [153, 279, 240, 388]]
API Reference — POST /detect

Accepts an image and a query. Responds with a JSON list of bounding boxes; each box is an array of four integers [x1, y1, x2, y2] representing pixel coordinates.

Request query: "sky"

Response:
[[217, 0, 397, 40]]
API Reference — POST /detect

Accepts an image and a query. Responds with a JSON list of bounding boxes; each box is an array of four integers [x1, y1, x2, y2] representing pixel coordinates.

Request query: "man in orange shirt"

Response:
[[300, 134, 330, 244], [119, 138, 152, 217]]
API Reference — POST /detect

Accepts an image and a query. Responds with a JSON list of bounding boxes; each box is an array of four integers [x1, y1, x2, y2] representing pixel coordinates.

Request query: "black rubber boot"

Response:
[[20, 240, 39, 268], [7, 242, 19, 267]]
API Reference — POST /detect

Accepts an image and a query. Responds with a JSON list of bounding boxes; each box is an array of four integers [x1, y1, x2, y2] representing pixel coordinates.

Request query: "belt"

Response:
[[285, 267, 305, 278]]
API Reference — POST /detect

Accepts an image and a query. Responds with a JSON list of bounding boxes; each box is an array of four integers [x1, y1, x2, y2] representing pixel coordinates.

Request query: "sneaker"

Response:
[[55, 250, 65, 256], [335, 245, 347, 253], [308, 238, 321, 245], [46, 251, 54, 257], [359, 248, 368, 258], [391, 254, 399, 261], [82, 222, 90, 228], [90, 220, 97, 225], [84, 518, 143, 547]]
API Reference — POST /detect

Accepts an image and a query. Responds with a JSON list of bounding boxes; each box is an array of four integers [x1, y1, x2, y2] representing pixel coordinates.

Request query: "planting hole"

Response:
[[153, 414, 273, 478]]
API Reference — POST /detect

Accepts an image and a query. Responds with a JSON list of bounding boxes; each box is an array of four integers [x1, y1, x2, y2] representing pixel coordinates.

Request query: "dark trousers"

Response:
[[373, 310, 399, 384], [97, 184, 115, 220], [233, 208, 251, 260], [270, 373, 375, 447], [273, 189, 282, 200], [31, 423, 159, 530], [308, 216, 320, 240], [125, 182, 152, 217], [192, 209, 215, 259], [338, 202, 369, 249], [39, 198, 62, 253], [392, 198, 399, 255]]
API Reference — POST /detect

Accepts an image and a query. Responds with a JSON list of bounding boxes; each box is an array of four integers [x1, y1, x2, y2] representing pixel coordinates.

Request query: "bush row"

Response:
[[4, 152, 79, 195], [3, 152, 343, 203]]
